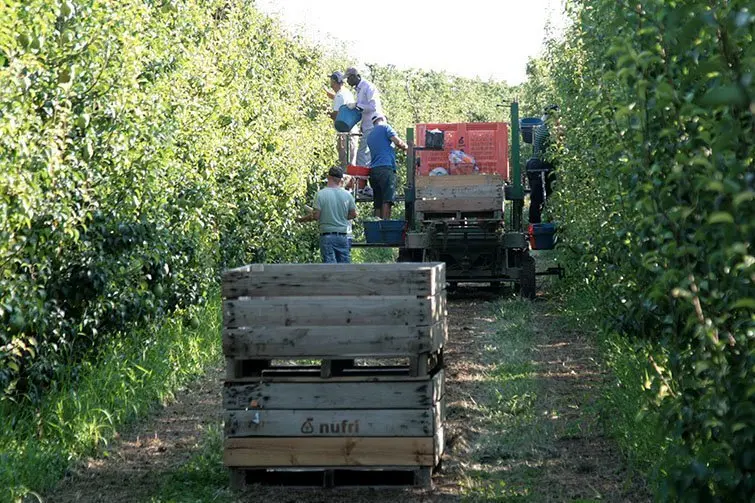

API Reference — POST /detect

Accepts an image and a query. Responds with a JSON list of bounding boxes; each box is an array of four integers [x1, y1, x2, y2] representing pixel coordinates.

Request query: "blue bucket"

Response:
[[334, 105, 361, 132], [520, 117, 544, 144], [528, 223, 556, 250], [364, 220, 405, 244]]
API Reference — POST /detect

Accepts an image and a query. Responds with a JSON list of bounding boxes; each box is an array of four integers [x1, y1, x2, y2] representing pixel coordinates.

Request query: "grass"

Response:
[[460, 298, 546, 502], [148, 424, 232, 503], [596, 331, 669, 487], [0, 296, 223, 502], [557, 285, 664, 494]]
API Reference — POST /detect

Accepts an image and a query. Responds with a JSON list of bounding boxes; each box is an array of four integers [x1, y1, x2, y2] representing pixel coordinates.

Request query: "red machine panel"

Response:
[[415, 122, 509, 180]]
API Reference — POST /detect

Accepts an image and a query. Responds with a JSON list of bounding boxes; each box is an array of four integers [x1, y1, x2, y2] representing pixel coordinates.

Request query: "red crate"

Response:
[[415, 122, 509, 180], [346, 164, 370, 176]]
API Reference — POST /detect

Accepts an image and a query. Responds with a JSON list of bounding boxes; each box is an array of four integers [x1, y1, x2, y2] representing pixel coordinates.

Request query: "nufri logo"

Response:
[[300, 417, 360, 435]]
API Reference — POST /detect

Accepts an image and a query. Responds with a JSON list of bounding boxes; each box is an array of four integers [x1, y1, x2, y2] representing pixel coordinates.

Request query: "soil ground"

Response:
[[48, 285, 648, 503]]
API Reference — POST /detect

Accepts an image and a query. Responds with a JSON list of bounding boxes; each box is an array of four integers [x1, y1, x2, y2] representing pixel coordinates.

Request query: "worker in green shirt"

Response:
[[297, 167, 357, 263]]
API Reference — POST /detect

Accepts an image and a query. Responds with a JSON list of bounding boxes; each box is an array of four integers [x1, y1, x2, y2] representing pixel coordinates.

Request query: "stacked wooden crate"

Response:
[[222, 262, 447, 488], [415, 174, 505, 220]]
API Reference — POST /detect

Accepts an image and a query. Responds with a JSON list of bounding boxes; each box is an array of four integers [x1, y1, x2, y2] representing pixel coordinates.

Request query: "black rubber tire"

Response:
[[520, 254, 536, 300]]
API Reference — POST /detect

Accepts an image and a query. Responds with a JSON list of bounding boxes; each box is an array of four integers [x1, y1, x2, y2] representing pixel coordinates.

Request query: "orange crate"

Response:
[[415, 122, 509, 180]]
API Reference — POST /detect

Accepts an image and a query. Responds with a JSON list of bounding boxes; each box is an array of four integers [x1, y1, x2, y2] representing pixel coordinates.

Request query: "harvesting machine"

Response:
[[355, 100, 560, 297]]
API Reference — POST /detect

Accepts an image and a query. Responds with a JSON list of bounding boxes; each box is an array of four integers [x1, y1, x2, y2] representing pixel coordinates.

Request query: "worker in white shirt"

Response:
[[344, 67, 383, 167], [326, 71, 358, 168]]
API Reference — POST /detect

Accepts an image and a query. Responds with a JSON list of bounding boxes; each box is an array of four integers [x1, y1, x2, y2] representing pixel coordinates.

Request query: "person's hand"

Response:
[[346, 102, 356, 110], [324, 87, 335, 99]]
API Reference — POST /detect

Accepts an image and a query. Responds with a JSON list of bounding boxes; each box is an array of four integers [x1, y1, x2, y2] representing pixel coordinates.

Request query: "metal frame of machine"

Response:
[[353, 100, 561, 298], [400, 101, 538, 297]]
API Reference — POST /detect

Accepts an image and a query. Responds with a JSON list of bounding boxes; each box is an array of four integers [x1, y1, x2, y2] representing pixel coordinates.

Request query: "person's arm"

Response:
[[390, 135, 408, 151], [297, 194, 321, 223], [347, 194, 357, 220], [356, 84, 375, 114], [330, 94, 344, 121], [296, 210, 319, 223], [387, 125, 407, 151]]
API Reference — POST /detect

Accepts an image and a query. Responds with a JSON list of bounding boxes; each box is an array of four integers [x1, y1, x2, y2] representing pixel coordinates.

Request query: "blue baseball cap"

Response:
[[330, 71, 344, 83]]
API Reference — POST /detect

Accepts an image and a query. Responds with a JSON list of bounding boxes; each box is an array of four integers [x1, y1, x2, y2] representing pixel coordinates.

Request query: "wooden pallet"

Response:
[[229, 465, 435, 489], [221, 263, 448, 489]]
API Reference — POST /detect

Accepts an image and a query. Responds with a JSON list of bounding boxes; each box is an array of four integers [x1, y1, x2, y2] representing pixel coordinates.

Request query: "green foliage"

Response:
[[0, 0, 516, 497], [369, 64, 512, 129], [0, 298, 222, 500], [0, 0, 328, 403], [0, 0, 515, 406], [526, 1, 754, 499]]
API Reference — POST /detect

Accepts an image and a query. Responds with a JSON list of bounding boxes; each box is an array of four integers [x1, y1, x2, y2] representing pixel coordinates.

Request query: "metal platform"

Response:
[[350, 242, 403, 248]]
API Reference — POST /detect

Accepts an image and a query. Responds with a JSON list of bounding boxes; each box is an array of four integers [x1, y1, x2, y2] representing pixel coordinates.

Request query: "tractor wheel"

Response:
[[520, 254, 536, 300]]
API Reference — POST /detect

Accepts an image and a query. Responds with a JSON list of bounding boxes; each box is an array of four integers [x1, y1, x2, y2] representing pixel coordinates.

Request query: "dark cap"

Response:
[[544, 104, 560, 113], [345, 67, 359, 77], [371, 114, 385, 124], [328, 166, 344, 179], [330, 71, 344, 83]]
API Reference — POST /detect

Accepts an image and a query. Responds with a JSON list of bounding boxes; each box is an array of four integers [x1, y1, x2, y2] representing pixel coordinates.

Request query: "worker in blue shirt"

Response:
[[366, 115, 408, 219]]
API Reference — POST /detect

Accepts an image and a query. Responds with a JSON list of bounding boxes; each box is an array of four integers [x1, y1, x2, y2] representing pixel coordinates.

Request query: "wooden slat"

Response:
[[223, 263, 445, 298], [415, 197, 504, 213], [224, 369, 444, 410], [226, 370, 433, 383], [223, 293, 446, 328], [223, 437, 435, 467], [224, 406, 436, 437], [223, 320, 447, 358], [416, 174, 502, 188], [416, 184, 502, 200], [434, 427, 445, 466]]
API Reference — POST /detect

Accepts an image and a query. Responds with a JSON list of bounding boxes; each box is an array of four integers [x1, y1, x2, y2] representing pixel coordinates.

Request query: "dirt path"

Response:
[[48, 289, 647, 502], [524, 299, 648, 501], [48, 365, 226, 503]]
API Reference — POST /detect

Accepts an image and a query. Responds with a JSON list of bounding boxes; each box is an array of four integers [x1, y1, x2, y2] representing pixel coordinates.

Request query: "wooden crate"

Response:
[[221, 263, 447, 488], [415, 174, 504, 215], [223, 263, 447, 379], [222, 262, 446, 298]]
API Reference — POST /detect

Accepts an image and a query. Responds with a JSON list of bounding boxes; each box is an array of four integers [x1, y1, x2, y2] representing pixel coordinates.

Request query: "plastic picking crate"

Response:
[[415, 122, 509, 180], [364, 220, 405, 244]]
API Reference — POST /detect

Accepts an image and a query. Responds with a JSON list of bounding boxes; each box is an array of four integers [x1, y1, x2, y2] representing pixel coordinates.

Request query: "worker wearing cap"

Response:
[[344, 67, 383, 167], [366, 115, 408, 219], [297, 167, 357, 263], [326, 71, 358, 168]]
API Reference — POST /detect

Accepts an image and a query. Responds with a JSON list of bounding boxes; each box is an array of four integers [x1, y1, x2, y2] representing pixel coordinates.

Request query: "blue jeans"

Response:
[[320, 234, 351, 263]]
